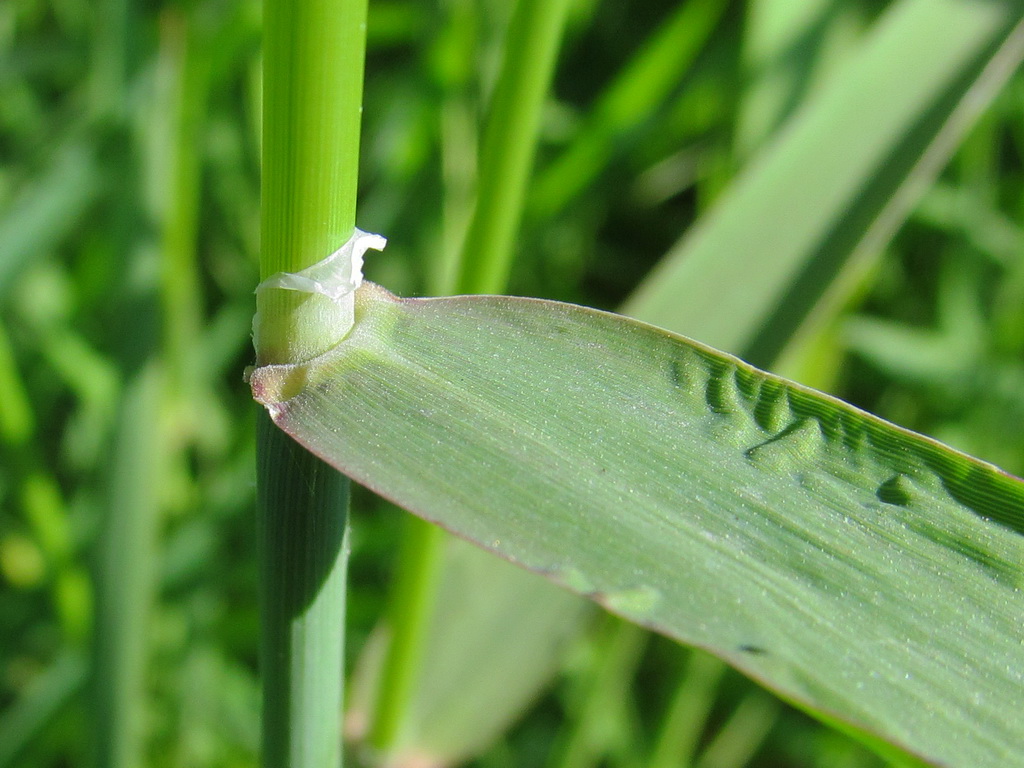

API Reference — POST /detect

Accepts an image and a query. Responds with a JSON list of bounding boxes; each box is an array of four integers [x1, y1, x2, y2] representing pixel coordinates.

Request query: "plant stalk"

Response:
[[369, 0, 573, 756], [455, 0, 575, 294], [258, 0, 368, 364], [91, 363, 163, 768], [258, 413, 351, 767], [258, 0, 369, 765]]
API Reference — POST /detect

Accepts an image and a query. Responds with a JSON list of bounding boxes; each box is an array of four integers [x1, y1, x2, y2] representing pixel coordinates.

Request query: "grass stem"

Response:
[[258, 0, 370, 764], [367, 518, 445, 751], [369, 0, 573, 757], [455, 0, 574, 294], [258, 0, 369, 365], [648, 651, 726, 768], [91, 363, 163, 768], [258, 413, 350, 767]]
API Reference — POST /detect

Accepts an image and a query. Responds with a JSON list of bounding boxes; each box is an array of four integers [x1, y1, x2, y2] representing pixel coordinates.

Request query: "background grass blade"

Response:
[[253, 284, 1024, 768], [396, 538, 589, 765], [0, 141, 97, 300], [367, 0, 579, 760], [0, 652, 86, 768], [528, 0, 729, 220], [733, 0, 863, 160], [648, 648, 727, 768], [91, 362, 164, 768], [622, 0, 1024, 367]]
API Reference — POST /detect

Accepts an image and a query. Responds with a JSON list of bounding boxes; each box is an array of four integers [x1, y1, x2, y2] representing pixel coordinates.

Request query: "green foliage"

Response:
[[2, 0, 1023, 766], [253, 283, 1024, 767]]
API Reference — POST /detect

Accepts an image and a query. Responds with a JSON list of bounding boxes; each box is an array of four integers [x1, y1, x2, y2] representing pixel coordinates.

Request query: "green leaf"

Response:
[[0, 141, 97, 301], [361, 2, 1024, 760], [253, 284, 1024, 768], [0, 653, 86, 768]]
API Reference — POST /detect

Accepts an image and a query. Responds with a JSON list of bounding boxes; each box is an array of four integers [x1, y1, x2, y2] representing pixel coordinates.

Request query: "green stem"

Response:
[[367, 518, 445, 751], [648, 651, 726, 768], [91, 363, 163, 768], [455, 0, 575, 294], [258, 0, 369, 365], [369, 0, 573, 756], [258, 413, 350, 768], [258, 0, 369, 765], [550, 619, 648, 768]]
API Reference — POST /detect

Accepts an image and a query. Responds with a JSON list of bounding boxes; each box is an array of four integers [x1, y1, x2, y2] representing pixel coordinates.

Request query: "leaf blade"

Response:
[[254, 284, 1024, 768]]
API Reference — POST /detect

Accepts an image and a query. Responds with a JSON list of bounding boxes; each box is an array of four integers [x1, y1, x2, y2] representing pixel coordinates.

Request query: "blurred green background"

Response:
[[1, 0, 1022, 766]]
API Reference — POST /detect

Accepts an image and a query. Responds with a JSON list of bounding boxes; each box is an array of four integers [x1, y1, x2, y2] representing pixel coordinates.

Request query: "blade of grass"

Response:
[[0, 141, 97, 301], [622, 0, 1024, 367], [257, 0, 370, 763], [734, 0, 863, 160], [528, 0, 729, 220], [408, 538, 589, 765], [0, 652, 87, 768], [648, 651, 726, 768], [454, 0, 575, 294], [774, 13, 1024, 378], [91, 361, 163, 768], [253, 284, 1024, 767], [370, 0, 575, 758]]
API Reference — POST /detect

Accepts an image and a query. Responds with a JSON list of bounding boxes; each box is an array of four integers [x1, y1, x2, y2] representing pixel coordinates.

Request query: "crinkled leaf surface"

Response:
[[252, 283, 1024, 768]]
